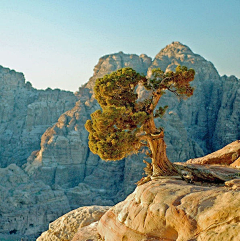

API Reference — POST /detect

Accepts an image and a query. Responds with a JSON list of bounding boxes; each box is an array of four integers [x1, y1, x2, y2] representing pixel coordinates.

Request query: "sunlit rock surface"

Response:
[[36, 177, 240, 241], [97, 178, 240, 241], [0, 42, 240, 239], [187, 140, 240, 165], [0, 65, 77, 167], [85, 51, 152, 89], [37, 206, 110, 241]]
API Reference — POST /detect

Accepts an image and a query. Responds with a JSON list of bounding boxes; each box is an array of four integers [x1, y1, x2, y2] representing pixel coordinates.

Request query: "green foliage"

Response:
[[143, 66, 195, 98], [85, 106, 147, 160], [85, 66, 195, 161], [85, 68, 148, 160], [94, 68, 146, 108], [154, 105, 168, 118]]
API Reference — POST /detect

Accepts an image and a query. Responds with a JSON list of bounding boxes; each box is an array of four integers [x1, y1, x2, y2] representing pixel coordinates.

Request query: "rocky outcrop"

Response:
[[97, 178, 240, 241], [24, 99, 91, 188], [187, 140, 240, 165], [0, 65, 77, 167], [37, 206, 110, 241], [72, 222, 99, 241], [147, 41, 219, 80], [85, 52, 152, 89], [146, 42, 239, 156], [175, 163, 240, 183], [24, 94, 124, 208], [0, 164, 70, 240], [1, 42, 240, 239], [37, 177, 240, 241], [24, 42, 240, 196], [212, 75, 240, 150]]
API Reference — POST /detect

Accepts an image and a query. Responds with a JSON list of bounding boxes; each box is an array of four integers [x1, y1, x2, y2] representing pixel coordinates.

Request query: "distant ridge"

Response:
[[0, 41, 239, 239]]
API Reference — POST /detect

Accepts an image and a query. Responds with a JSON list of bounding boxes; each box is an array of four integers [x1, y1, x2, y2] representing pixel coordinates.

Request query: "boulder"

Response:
[[186, 140, 240, 165], [98, 178, 240, 241], [1, 41, 240, 239], [37, 206, 110, 241], [72, 221, 99, 241]]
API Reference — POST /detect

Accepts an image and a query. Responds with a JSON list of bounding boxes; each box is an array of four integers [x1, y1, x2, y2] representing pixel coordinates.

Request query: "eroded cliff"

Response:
[[0, 66, 77, 167], [0, 42, 240, 239]]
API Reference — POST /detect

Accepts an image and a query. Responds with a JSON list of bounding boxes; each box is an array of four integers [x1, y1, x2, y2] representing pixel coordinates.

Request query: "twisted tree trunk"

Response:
[[148, 132, 178, 176], [144, 116, 177, 176]]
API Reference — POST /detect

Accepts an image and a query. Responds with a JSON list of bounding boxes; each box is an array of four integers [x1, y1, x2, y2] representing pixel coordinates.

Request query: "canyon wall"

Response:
[[0, 42, 239, 239], [0, 66, 77, 167]]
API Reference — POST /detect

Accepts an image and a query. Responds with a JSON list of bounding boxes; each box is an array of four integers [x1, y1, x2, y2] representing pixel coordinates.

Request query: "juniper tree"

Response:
[[85, 66, 195, 176]]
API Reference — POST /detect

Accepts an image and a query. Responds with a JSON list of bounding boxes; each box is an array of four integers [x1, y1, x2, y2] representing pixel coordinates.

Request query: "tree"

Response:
[[85, 66, 195, 177]]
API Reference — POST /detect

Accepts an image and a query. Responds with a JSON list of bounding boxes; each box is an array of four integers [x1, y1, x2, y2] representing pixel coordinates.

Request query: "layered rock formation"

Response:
[[37, 206, 110, 241], [37, 176, 240, 241], [0, 66, 77, 167], [97, 178, 240, 241], [85, 52, 152, 89], [24, 41, 240, 194], [187, 140, 240, 165], [0, 42, 240, 239], [24, 93, 124, 209], [147, 42, 239, 155], [0, 164, 70, 239]]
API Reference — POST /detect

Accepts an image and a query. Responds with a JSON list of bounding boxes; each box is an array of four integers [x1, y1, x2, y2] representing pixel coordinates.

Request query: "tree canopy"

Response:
[[85, 66, 195, 176]]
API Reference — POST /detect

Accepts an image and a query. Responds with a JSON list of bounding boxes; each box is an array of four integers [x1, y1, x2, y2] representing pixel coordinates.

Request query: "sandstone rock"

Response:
[[1, 42, 240, 239], [0, 65, 77, 167], [225, 178, 240, 190], [24, 99, 92, 188], [186, 140, 240, 165], [98, 178, 240, 241], [0, 164, 70, 239], [37, 206, 110, 241], [231, 157, 240, 168], [156, 111, 204, 162], [72, 221, 99, 241], [212, 75, 240, 150], [147, 42, 240, 155], [24, 95, 126, 207], [148, 41, 219, 81], [85, 52, 152, 89], [123, 153, 147, 196]]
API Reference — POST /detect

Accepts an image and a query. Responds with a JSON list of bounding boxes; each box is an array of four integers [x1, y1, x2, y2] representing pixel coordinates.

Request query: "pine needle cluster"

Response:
[[85, 66, 195, 162]]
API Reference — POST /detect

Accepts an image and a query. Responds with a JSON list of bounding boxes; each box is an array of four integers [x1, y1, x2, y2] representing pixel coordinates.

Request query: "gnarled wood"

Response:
[[143, 116, 177, 176], [149, 133, 178, 176], [174, 163, 240, 183]]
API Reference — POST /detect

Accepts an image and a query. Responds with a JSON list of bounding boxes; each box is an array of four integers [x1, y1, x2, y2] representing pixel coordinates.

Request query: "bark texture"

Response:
[[144, 117, 177, 176], [149, 132, 178, 176]]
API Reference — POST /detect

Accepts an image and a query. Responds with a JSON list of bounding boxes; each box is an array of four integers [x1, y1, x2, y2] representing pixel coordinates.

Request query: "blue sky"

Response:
[[0, 0, 239, 91]]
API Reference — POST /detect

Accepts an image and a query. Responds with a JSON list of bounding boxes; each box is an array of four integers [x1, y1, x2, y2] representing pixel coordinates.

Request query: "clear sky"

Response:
[[0, 0, 239, 91]]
